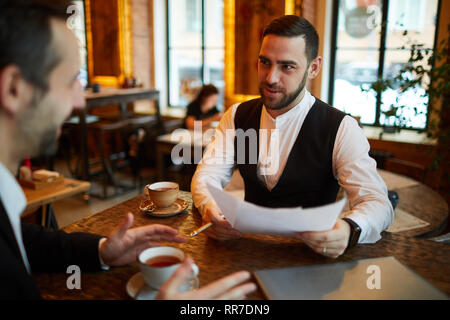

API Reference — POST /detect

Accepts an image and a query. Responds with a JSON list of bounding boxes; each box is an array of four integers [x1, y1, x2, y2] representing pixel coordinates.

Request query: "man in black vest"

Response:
[[0, 0, 256, 299], [191, 15, 393, 258]]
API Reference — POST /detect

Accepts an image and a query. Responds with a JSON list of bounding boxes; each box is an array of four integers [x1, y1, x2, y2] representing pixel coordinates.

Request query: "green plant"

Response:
[[361, 25, 450, 136], [362, 24, 450, 197]]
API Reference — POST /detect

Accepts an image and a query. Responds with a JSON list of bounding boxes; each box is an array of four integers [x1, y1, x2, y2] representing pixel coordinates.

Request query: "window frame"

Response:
[[166, 0, 224, 108], [328, 0, 442, 131]]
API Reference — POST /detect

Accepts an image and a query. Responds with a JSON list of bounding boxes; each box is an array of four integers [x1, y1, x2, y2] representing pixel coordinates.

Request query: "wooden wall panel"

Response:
[[234, 0, 286, 95], [85, 0, 133, 87], [90, 0, 121, 77], [295, 0, 318, 96], [295, 0, 316, 26]]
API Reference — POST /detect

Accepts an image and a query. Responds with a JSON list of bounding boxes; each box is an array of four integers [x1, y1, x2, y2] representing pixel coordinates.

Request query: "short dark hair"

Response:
[[263, 15, 319, 64], [0, 0, 71, 92], [194, 84, 219, 105]]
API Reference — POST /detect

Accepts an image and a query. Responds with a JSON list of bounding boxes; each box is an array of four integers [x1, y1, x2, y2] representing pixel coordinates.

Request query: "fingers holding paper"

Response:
[[202, 202, 241, 240], [296, 219, 351, 258]]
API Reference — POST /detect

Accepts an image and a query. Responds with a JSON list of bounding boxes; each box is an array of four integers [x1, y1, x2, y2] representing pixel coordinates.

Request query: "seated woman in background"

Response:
[[184, 84, 223, 129]]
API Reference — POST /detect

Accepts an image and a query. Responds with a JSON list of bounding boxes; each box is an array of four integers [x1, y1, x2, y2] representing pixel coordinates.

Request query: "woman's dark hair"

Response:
[[193, 84, 219, 105], [0, 0, 70, 92], [262, 15, 319, 64]]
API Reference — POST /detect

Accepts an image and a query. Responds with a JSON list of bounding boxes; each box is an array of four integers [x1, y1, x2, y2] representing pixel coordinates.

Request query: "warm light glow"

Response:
[[85, 0, 133, 87], [285, 0, 296, 15], [119, 0, 133, 79], [224, 0, 296, 107]]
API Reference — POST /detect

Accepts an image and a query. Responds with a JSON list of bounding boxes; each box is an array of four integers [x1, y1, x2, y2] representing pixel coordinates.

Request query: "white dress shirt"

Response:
[[0, 162, 31, 273], [191, 90, 394, 243]]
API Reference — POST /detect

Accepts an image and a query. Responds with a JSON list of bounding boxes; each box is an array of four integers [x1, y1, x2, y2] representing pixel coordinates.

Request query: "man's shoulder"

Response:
[[236, 98, 262, 110], [313, 97, 346, 115], [235, 98, 263, 116], [234, 98, 263, 128], [311, 97, 347, 123]]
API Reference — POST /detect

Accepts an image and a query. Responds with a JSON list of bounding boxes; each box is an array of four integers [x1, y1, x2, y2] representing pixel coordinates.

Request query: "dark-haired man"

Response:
[[0, 0, 255, 299], [192, 15, 394, 258]]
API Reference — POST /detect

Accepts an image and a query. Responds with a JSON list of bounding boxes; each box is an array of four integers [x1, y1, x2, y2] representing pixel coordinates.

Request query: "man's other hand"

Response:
[[99, 213, 187, 267], [295, 219, 351, 258]]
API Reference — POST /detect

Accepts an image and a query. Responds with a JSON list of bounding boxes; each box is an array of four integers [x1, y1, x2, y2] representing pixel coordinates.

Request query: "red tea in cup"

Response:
[[145, 255, 181, 267]]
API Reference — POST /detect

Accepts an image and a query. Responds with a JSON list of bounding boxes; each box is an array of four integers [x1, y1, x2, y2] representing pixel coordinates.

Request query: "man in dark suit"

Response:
[[0, 0, 256, 299]]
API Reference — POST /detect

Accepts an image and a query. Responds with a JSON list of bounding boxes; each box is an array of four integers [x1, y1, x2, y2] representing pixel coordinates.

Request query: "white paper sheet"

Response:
[[207, 184, 347, 237]]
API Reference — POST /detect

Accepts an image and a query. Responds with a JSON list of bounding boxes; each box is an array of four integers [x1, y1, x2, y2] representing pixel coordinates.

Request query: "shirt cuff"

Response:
[[343, 211, 380, 244], [98, 237, 110, 271]]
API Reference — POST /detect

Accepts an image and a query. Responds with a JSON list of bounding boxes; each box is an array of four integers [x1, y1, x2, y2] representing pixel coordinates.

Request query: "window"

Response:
[[68, 0, 88, 88], [329, 0, 441, 129], [167, 0, 225, 107]]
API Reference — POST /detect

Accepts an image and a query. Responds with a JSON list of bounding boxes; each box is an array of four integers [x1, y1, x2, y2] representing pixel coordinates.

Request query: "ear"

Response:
[[307, 56, 323, 80], [0, 65, 32, 117]]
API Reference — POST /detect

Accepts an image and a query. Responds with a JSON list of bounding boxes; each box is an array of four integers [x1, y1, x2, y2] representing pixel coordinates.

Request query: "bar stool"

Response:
[[125, 115, 161, 187], [90, 119, 132, 198], [61, 114, 100, 178]]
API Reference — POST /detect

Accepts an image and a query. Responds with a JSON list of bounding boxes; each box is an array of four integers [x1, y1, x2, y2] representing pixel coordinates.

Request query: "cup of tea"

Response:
[[138, 246, 199, 290], [146, 181, 179, 208]]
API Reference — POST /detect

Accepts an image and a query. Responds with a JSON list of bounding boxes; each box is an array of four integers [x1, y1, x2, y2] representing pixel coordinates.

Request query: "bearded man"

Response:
[[191, 15, 393, 258]]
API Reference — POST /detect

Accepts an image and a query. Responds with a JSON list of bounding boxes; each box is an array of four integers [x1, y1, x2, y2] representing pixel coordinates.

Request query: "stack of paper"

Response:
[[207, 184, 346, 237]]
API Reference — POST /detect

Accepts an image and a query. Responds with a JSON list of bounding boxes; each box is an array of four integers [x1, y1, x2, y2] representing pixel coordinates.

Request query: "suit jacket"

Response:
[[0, 200, 103, 300]]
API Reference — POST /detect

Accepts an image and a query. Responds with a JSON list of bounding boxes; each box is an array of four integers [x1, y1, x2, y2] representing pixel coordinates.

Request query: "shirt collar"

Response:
[[0, 162, 26, 222], [262, 89, 314, 122]]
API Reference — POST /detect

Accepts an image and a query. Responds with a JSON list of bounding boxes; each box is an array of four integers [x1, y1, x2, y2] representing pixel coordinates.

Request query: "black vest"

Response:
[[234, 98, 346, 208]]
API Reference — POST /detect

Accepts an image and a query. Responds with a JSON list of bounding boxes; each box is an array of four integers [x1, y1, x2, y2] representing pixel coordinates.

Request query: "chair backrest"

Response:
[[125, 115, 157, 128], [384, 158, 427, 183]]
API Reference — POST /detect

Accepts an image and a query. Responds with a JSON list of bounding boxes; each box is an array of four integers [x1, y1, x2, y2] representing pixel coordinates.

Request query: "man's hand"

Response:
[[295, 219, 351, 258], [202, 203, 241, 240], [155, 256, 257, 300], [99, 213, 187, 267]]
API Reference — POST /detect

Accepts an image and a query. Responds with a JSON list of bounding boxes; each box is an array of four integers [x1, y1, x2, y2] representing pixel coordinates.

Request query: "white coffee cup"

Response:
[[146, 182, 179, 208], [138, 246, 199, 290]]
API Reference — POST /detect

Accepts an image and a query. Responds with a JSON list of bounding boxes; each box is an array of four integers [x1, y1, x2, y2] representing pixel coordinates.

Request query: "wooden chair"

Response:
[[125, 115, 161, 188], [384, 158, 427, 183], [90, 119, 131, 198]]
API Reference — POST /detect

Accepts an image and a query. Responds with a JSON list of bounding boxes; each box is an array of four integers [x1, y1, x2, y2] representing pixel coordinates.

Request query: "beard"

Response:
[[259, 69, 308, 110], [17, 91, 59, 158]]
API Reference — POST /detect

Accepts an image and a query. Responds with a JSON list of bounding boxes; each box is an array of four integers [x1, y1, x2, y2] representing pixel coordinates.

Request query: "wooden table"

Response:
[[377, 169, 449, 238], [79, 88, 161, 181], [33, 191, 450, 299], [154, 130, 448, 238], [22, 177, 90, 229]]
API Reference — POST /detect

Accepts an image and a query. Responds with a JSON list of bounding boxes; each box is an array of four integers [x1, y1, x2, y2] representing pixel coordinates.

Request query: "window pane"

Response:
[[380, 0, 438, 129], [204, 49, 225, 107], [167, 0, 225, 108], [169, 0, 202, 48], [386, 0, 438, 50], [333, 49, 379, 124], [336, 0, 383, 49], [379, 49, 429, 129], [70, 0, 88, 88], [169, 49, 202, 107], [204, 0, 224, 48]]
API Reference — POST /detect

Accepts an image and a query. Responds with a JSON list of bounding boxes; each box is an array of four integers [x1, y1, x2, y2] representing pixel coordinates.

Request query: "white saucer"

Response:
[[139, 198, 188, 218], [126, 272, 199, 300]]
